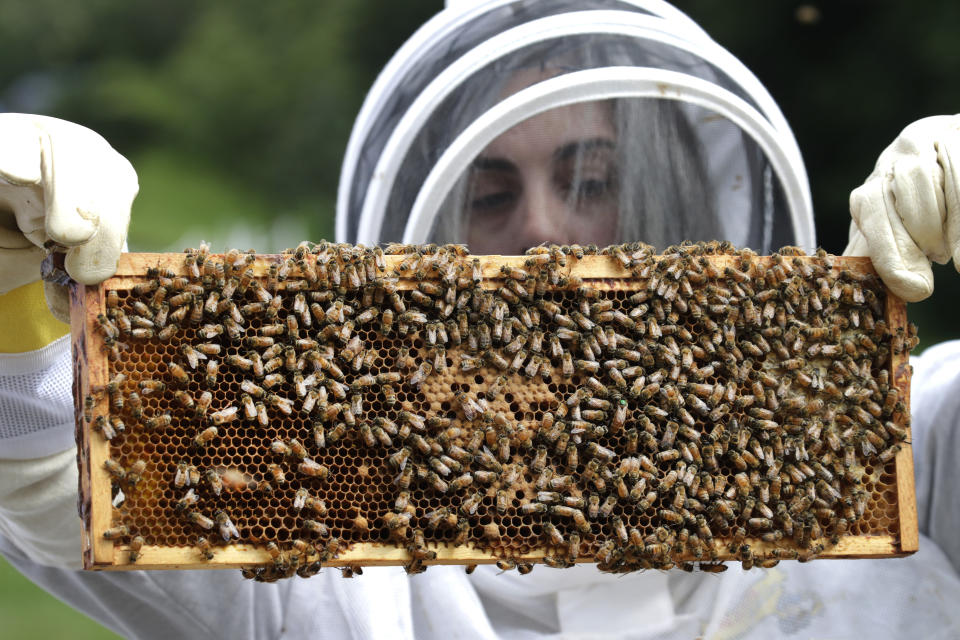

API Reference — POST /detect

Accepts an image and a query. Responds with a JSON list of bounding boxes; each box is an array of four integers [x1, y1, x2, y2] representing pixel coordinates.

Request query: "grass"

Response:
[[0, 556, 121, 639]]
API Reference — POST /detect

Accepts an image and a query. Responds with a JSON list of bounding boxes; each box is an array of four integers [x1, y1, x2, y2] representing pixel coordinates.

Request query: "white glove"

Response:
[[845, 115, 960, 302], [0, 114, 138, 315]]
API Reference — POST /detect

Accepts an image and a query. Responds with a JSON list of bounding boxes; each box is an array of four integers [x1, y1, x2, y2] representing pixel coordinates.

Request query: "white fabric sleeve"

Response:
[[908, 339, 960, 570], [0, 336, 75, 459], [0, 335, 81, 568], [0, 448, 82, 569]]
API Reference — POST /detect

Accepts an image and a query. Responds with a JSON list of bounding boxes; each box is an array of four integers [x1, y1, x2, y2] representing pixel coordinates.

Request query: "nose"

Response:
[[513, 179, 571, 252]]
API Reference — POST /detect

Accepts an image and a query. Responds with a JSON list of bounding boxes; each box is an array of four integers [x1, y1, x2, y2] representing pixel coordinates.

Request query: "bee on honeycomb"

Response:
[[90, 241, 912, 579]]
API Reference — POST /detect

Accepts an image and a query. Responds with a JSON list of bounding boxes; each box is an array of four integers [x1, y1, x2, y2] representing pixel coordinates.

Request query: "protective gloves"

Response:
[[845, 115, 960, 302], [0, 114, 138, 321]]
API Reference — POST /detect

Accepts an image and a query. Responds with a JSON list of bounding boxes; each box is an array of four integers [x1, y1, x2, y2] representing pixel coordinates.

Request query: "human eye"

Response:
[[466, 164, 518, 216], [559, 171, 618, 213], [575, 178, 613, 201], [470, 190, 517, 212], [555, 145, 618, 212]]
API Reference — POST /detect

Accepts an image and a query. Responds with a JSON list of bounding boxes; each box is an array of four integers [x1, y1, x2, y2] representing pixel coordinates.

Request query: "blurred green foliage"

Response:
[[0, 1, 957, 635], [0, 556, 121, 639], [0, 0, 438, 252]]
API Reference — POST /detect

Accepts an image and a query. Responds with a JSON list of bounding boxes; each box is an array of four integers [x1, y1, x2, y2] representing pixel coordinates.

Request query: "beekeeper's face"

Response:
[[464, 96, 620, 255]]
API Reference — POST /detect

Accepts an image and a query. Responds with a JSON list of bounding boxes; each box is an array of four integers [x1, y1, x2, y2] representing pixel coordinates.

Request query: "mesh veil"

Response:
[[0, 337, 75, 459], [340, 0, 692, 244], [340, 1, 813, 252]]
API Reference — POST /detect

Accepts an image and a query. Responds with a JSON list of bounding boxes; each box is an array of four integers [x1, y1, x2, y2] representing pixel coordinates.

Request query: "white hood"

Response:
[[337, 0, 814, 253]]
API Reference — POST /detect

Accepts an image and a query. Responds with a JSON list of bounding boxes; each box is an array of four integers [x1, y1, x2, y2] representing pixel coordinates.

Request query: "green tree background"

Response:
[[0, 1, 956, 636]]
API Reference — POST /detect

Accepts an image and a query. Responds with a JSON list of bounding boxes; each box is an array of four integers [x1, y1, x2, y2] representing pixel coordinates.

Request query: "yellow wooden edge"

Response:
[[110, 253, 876, 279], [98, 534, 903, 571], [83, 285, 117, 567], [105, 255, 877, 295], [885, 290, 919, 554]]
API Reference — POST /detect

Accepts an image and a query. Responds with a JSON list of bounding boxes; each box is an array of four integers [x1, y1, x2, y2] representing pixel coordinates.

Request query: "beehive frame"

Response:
[[71, 249, 917, 573]]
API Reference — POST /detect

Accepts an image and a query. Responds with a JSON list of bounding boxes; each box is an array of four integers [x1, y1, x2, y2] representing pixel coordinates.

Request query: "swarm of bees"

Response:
[[87, 240, 915, 581]]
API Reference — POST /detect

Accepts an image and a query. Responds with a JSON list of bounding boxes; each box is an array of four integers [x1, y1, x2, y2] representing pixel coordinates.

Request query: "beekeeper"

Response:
[[1, 1, 959, 638]]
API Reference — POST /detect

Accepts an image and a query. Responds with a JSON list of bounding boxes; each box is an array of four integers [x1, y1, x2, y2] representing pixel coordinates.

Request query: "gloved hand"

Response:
[[0, 114, 138, 320], [845, 115, 960, 302]]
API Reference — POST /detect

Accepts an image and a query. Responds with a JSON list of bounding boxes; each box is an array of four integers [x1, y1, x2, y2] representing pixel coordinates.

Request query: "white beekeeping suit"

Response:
[[1, 2, 960, 638]]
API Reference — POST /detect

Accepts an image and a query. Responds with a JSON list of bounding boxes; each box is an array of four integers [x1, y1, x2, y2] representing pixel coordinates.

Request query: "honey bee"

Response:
[[215, 510, 241, 541], [225, 354, 254, 372], [138, 379, 166, 395], [496, 558, 517, 573], [267, 463, 287, 485], [143, 413, 172, 431], [599, 495, 618, 518], [521, 501, 547, 515], [303, 520, 330, 538], [186, 511, 215, 531], [168, 362, 191, 386], [175, 390, 196, 412], [205, 469, 223, 496], [83, 395, 94, 423], [193, 426, 219, 449], [299, 458, 329, 479], [197, 536, 214, 560], [104, 458, 126, 481], [256, 402, 269, 427], [103, 524, 130, 540], [408, 361, 433, 391], [126, 459, 147, 487]]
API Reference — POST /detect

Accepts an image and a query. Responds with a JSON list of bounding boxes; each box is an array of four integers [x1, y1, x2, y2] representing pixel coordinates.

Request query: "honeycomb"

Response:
[[79, 241, 915, 580]]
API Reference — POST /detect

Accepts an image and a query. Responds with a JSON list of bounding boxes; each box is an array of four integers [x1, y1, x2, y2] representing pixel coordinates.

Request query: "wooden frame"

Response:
[[72, 253, 918, 570]]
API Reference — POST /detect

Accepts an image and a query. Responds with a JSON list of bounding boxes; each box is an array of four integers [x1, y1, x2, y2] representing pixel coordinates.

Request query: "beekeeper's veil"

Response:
[[337, 0, 814, 253]]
